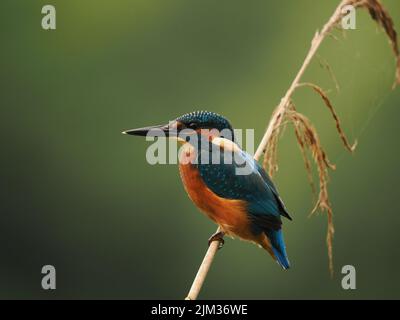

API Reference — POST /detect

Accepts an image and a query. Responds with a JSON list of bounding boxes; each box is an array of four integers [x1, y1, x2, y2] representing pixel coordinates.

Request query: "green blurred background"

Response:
[[1, 0, 399, 299]]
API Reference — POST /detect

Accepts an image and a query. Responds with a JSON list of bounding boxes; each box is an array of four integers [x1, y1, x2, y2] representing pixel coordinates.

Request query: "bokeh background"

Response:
[[1, 0, 400, 299]]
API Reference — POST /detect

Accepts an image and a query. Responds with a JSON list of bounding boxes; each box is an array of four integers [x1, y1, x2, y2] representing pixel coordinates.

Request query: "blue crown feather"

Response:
[[176, 111, 234, 140]]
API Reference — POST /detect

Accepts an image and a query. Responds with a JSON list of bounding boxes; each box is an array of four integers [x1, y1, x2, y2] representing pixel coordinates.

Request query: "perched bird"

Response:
[[123, 111, 292, 269]]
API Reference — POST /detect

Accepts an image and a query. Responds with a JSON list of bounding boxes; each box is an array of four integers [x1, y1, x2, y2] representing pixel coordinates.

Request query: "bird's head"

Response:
[[123, 111, 234, 142]]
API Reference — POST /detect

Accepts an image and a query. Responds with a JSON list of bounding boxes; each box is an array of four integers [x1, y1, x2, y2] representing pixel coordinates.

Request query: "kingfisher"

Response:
[[123, 111, 292, 269]]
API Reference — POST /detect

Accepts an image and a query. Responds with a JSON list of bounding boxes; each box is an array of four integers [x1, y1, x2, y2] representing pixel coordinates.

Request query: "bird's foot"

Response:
[[208, 231, 225, 249]]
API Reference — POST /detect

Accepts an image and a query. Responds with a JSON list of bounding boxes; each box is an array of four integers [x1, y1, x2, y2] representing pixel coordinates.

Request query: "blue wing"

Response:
[[196, 143, 292, 226], [195, 140, 291, 268], [254, 161, 292, 221]]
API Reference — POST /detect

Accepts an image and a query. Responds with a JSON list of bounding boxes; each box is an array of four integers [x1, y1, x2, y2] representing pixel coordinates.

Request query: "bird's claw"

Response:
[[208, 231, 225, 249]]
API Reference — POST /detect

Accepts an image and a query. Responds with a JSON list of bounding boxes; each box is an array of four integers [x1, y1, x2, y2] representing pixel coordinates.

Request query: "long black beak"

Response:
[[122, 124, 177, 137]]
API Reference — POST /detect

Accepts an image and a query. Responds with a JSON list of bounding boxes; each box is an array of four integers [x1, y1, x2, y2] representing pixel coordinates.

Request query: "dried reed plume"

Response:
[[185, 0, 399, 300]]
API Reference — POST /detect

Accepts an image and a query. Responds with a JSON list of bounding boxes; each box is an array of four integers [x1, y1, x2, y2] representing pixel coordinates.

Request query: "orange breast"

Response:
[[178, 144, 255, 241]]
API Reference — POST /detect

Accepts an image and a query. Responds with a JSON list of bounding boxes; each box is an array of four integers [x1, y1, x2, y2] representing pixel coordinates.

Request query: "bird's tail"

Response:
[[264, 229, 290, 270]]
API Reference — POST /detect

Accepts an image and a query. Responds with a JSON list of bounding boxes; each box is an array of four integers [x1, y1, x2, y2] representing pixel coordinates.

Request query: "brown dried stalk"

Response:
[[185, 0, 399, 299], [263, 116, 288, 178], [317, 54, 341, 93], [361, 0, 400, 88], [296, 82, 358, 153], [290, 102, 317, 198], [346, 0, 400, 86], [286, 109, 337, 274]]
